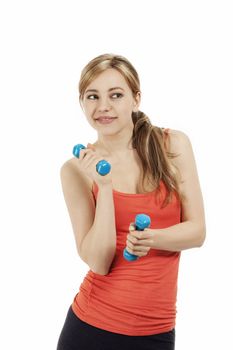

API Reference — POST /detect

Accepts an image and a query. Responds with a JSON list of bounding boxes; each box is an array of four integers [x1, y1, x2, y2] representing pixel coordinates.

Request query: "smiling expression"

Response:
[[80, 68, 141, 133]]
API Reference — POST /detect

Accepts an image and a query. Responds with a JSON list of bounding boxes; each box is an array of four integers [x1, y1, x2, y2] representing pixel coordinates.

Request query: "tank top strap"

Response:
[[162, 127, 170, 151], [162, 127, 170, 136]]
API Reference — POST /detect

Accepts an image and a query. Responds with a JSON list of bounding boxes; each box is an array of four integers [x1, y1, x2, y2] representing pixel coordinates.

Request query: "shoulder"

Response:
[[60, 157, 93, 192], [163, 128, 190, 151], [60, 157, 79, 170], [163, 128, 193, 160], [163, 128, 195, 176], [164, 128, 202, 197]]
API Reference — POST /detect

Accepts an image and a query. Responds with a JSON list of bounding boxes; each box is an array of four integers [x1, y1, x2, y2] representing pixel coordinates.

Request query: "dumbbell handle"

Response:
[[72, 144, 111, 176], [123, 214, 151, 261]]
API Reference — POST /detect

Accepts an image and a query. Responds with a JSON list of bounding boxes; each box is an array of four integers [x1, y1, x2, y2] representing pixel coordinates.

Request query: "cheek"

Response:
[[115, 103, 134, 117], [83, 103, 93, 113], [120, 100, 135, 114], [82, 105, 96, 120], [83, 101, 133, 120]]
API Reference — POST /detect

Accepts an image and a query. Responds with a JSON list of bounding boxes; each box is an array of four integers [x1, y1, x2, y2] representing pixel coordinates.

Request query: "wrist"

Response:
[[98, 181, 113, 190], [148, 228, 161, 249]]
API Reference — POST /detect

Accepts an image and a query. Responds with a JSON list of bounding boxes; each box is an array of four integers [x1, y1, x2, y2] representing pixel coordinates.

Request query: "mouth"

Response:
[[95, 117, 118, 124]]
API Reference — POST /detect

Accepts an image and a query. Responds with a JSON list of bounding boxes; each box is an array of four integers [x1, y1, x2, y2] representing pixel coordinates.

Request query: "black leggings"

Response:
[[56, 305, 175, 350]]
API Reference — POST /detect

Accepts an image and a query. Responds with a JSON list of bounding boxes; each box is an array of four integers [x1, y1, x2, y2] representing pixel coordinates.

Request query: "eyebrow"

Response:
[[84, 87, 125, 94]]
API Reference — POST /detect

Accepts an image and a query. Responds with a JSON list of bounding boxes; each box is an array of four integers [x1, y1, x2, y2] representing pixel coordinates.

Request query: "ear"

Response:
[[79, 97, 84, 111], [133, 91, 141, 112]]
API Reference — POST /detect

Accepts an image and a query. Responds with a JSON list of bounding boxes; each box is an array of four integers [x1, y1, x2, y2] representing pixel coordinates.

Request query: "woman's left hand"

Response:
[[125, 223, 155, 257]]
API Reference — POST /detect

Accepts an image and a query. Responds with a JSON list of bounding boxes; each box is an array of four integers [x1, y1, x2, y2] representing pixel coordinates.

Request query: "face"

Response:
[[80, 68, 140, 134]]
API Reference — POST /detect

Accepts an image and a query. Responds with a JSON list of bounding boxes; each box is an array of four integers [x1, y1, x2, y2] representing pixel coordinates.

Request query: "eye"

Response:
[[112, 93, 123, 98], [86, 93, 123, 100], [87, 94, 98, 100]]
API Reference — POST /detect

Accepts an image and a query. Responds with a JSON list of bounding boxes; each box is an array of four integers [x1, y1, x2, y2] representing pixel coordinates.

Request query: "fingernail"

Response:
[[129, 223, 135, 231]]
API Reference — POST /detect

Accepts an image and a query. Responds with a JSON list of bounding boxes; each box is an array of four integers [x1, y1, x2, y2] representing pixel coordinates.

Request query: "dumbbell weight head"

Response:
[[135, 214, 151, 231], [95, 160, 111, 176], [73, 144, 85, 158]]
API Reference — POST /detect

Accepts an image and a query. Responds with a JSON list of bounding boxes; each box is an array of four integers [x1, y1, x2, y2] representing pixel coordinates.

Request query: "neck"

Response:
[[94, 128, 135, 160]]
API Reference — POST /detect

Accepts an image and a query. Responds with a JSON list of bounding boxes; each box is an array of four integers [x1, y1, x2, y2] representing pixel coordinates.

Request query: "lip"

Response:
[[95, 116, 116, 119], [96, 117, 117, 124]]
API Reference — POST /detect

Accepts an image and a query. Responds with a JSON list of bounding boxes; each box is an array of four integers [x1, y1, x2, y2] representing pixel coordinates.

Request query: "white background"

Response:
[[0, 0, 232, 349]]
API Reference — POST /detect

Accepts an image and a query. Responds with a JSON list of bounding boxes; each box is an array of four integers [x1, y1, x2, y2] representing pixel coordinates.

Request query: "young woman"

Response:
[[56, 53, 206, 350]]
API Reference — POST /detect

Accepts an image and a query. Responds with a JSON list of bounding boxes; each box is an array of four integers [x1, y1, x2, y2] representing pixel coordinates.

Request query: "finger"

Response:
[[134, 248, 150, 257], [126, 247, 149, 257], [83, 156, 105, 172], [79, 149, 101, 165], [127, 233, 150, 248], [130, 230, 153, 240], [126, 239, 134, 250], [127, 240, 150, 252], [87, 144, 104, 158], [87, 143, 96, 151], [129, 223, 135, 231], [137, 239, 154, 247], [127, 234, 138, 244], [78, 148, 94, 160], [127, 233, 153, 248]]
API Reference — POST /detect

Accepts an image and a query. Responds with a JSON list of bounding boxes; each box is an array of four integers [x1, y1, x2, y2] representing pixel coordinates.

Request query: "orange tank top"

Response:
[[71, 156, 182, 336]]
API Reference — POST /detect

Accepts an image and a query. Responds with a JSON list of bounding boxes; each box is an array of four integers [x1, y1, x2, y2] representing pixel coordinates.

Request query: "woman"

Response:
[[57, 53, 206, 350]]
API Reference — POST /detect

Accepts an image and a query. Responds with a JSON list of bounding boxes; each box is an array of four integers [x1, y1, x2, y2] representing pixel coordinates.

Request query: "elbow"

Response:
[[89, 246, 116, 276], [78, 239, 116, 276], [86, 260, 110, 276], [91, 267, 110, 276], [197, 225, 206, 247], [98, 270, 109, 276]]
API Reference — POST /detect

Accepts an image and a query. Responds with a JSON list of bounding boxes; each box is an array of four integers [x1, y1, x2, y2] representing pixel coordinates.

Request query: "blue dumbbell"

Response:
[[123, 214, 151, 261], [72, 144, 111, 176]]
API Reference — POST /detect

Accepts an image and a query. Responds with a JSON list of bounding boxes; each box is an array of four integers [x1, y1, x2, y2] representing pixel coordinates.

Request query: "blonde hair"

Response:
[[78, 53, 183, 208]]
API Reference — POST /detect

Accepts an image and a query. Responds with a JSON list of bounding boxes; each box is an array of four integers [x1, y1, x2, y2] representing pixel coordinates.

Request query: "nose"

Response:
[[97, 96, 112, 112]]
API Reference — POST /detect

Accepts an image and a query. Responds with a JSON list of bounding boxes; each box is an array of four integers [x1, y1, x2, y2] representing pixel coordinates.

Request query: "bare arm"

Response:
[[152, 129, 206, 251], [150, 221, 205, 251], [126, 129, 206, 254], [60, 161, 116, 275], [80, 183, 117, 275]]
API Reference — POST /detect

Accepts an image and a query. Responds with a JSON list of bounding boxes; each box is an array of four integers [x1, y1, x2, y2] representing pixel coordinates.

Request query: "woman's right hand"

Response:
[[75, 143, 113, 187]]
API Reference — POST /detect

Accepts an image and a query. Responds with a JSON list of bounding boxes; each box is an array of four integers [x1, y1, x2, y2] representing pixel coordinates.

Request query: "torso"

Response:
[[100, 150, 155, 194], [69, 128, 174, 195], [70, 148, 156, 194]]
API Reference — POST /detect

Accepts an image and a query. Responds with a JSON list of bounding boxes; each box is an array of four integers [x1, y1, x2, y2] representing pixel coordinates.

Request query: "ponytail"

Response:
[[131, 111, 183, 208]]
